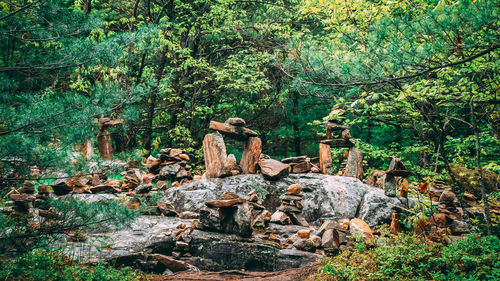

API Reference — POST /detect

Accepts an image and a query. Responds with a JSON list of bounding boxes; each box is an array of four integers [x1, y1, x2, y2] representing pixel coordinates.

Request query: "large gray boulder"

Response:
[[165, 174, 407, 226]]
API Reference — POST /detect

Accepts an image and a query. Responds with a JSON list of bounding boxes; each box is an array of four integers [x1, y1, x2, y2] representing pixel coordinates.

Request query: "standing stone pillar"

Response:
[[203, 133, 227, 178], [82, 140, 93, 158], [240, 137, 261, 174], [97, 130, 113, 160], [344, 148, 363, 180], [319, 143, 332, 174], [383, 157, 399, 197]]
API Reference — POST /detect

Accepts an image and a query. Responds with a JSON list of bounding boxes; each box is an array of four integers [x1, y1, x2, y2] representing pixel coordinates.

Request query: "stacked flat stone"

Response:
[[271, 184, 309, 227]]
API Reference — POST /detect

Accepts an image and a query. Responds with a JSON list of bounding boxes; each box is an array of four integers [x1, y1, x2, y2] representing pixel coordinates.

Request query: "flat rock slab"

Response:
[[205, 198, 246, 208], [258, 159, 290, 180], [209, 121, 258, 141], [165, 174, 409, 226]]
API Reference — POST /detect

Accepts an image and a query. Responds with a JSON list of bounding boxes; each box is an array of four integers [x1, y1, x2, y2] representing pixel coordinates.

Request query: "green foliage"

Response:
[[317, 233, 500, 281], [0, 249, 144, 281], [0, 197, 138, 253]]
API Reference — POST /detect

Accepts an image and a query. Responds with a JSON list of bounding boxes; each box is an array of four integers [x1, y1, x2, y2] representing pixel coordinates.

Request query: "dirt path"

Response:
[[150, 265, 318, 281]]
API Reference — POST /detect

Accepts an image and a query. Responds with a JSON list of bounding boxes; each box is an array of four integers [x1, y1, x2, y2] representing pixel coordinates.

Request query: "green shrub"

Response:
[[0, 249, 144, 281], [317, 234, 500, 281]]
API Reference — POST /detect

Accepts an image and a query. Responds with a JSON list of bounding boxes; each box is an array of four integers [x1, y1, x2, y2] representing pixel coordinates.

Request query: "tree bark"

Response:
[[143, 46, 168, 153], [471, 101, 492, 235]]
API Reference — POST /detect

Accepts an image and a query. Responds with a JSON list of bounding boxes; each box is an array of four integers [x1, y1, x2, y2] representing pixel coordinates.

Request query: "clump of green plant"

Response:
[[317, 233, 500, 281], [0, 249, 145, 281]]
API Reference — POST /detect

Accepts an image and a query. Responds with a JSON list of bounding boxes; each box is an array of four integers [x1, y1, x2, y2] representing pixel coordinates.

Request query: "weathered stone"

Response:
[[321, 228, 339, 249], [209, 121, 258, 140], [310, 164, 320, 173], [240, 137, 262, 174], [297, 229, 310, 239], [258, 159, 289, 180], [287, 184, 302, 195], [439, 190, 457, 205], [233, 203, 253, 237], [281, 156, 308, 164], [158, 201, 178, 216], [221, 192, 240, 200], [91, 174, 101, 186], [220, 154, 242, 177], [292, 161, 311, 173], [450, 220, 469, 234], [176, 168, 191, 179], [200, 208, 221, 231], [270, 211, 291, 225], [349, 218, 374, 240], [390, 213, 402, 234], [165, 174, 409, 227], [310, 235, 321, 248], [317, 220, 336, 237], [293, 238, 315, 252], [319, 143, 332, 174], [278, 205, 302, 213], [320, 139, 355, 147], [126, 198, 141, 210], [19, 181, 35, 194], [289, 213, 309, 227], [205, 198, 246, 208], [51, 177, 72, 195], [383, 174, 397, 197], [134, 183, 153, 194], [224, 117, 246, 127], [152, 254, 189, 272], [344, 148, 363, 180], [203, 133, 227, 179], [280, 194, 303, 201], [97, 131, 113, 160], [9, 193, 36, 203], [247, 190, 259, 202], [160, 164, 182, 178], [37, 184, 50, 195], [89, 184, 119, 194]]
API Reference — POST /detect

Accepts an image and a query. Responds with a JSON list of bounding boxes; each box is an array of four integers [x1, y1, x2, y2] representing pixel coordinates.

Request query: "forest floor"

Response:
[[150, 264, 318, 281]]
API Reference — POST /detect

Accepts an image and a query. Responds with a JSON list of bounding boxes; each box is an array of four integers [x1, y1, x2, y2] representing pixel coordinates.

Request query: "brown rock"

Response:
[[209, 120, 258, 140], [126, 198, 141, 209], [225, 117, 246, 127], [344, 148, 363, 180], [292, 161, 311, 173], [158, 201, 178, 216], [220, 154, 242, 177], [319, 143, 332, 174], [390, 213, 402, 234], [37, 184, 49, 195], [51, 177, 72, 195], [19, 181, 35, 194], [439, 190, 457, 205], [203, 133, 227, 178], [321, 228, 339, 249], [221, 192, 240, 200], [270, 210, 291, 225], [9, 193, 36, 203], [310, 164, 320, 173], [293, 238, 316, 252], [152, 254, 189, 272], [349, 218, 374, 240], [320, 138, 355, 147], [287, 183, 302, 195], [310, 235, 322, 248], [240, 137, 262, 174], [298, 229, 310, 239], [258, 159, 289, 180], [205, 198, 246, 208], [97, 131, 113, 160], [278, 205, 302, 213], [156, 180, 167, 190], [179, 153, 190, 161], [430, 213, 448, 227], [89, 185, 120, 194], [91, 174, 101, 186]]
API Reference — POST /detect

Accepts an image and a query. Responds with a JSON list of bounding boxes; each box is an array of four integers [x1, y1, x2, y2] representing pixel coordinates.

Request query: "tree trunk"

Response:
[[83, 0, 92, 14], [143, 46, 168, 153], [292, 91, 301, 156], [471, 101, 492, 235]]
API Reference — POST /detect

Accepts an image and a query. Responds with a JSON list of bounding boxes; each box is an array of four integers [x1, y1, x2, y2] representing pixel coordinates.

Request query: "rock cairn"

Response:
[[271, 184, 308, 227], [145, 148, 193, 185], [319, 106, 363, 178], [199, 192, 254, 238], [280, 156, 320, 174], [203, 117, 262, 179]]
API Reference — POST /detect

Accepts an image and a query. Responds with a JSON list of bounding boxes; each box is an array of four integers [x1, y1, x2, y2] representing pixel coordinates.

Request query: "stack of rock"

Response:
[[281, 156, 320, 174], [199, 192, 253, 238], [271, 184, 308, 227], [203, 118, 262, 179], [6, 181, 36, 213], [145, 148, 192, 184], [34, 184, 51, 210], [382, 157, 411, 197]]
